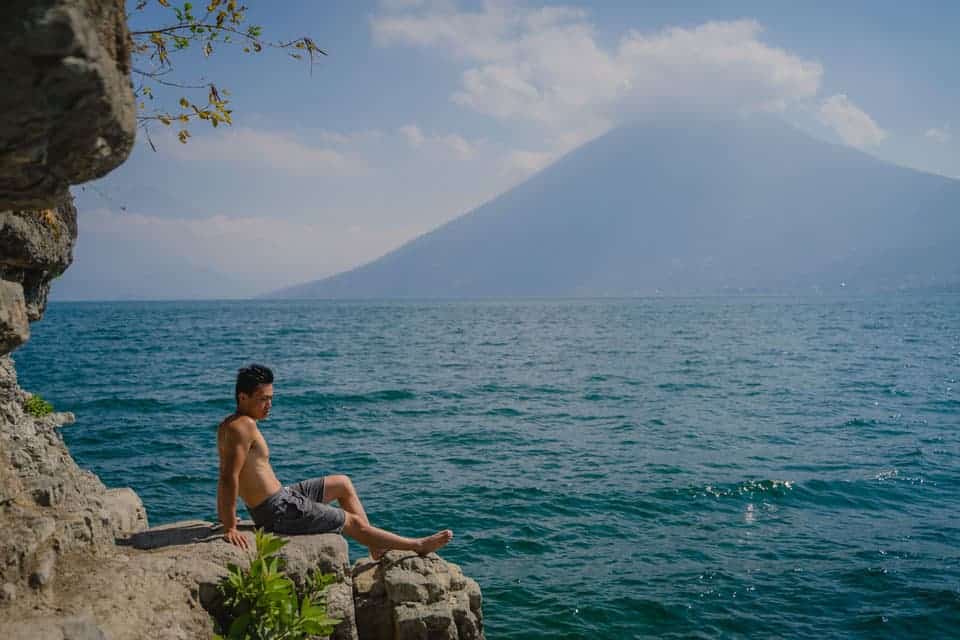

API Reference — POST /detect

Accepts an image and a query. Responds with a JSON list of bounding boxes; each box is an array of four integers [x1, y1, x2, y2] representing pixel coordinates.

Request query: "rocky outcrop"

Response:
[[0, 355, 148, 606], [127, 521, 359, 640], [2, 519, 483, 640], [0, 0, 136, 210], [0, 198, 78, 331], [354, 552, 484, 640], [0, 0, 140, 612], [0, 199, 77, 352], [0, 198, 79, 352], [1, 521, 356, 640], [0, 0, 127, 353]]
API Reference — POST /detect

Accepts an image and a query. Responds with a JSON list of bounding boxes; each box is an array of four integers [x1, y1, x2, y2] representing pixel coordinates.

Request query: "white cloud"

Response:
[[925, 125, 951, 144], [399, 124, 426, 147], [167, 127, 366, 176], [817, 94, 887, 149], [502, 149, 556, 175], [440, 133, 474, 158], [397, 124, 475, 158], [616, 21, 821, 113], [373, 5, 823, 137]]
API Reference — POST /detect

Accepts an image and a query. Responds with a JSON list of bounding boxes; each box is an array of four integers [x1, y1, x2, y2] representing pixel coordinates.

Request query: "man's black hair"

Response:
[[235, 364, 274, 405]]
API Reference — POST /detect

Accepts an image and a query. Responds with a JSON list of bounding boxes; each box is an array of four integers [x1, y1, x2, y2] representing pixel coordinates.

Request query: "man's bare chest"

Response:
[[247, 430, 271, 463]]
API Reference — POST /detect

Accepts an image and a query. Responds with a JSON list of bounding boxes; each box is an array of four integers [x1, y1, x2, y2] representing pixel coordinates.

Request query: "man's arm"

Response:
[[217, 419, 251, 549]]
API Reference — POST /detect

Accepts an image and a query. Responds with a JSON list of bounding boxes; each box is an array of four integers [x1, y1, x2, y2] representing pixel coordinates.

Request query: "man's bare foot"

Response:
[[370, 547, 386, 561], [416, 529, 453, 555]]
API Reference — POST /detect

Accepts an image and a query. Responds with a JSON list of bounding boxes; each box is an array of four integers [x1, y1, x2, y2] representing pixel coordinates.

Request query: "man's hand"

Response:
[[223, 527, 250, 550]]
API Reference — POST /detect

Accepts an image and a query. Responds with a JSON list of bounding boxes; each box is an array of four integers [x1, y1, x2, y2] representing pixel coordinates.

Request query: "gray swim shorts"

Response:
[[247, 477, 346, 535]]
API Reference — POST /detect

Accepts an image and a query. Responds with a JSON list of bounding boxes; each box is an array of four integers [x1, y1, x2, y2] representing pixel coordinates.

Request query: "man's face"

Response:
[[243, 383, 273, 419]]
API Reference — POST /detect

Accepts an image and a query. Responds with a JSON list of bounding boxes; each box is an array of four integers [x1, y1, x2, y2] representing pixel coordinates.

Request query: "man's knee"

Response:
[[342, 512, 368, 535], [331, 474, 355, 494]]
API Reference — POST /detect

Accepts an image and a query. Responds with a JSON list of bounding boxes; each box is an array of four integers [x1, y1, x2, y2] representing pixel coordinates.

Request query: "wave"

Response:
[[660, 479, 795, 501], [658, 473, 945, 512], [484, 407, 523, 417], [72, 397, 169, 413], [282, 389, 416, 406], [475, 383, 569, 396], [657, 382, 716, 392], [582, 392, 630, 401]]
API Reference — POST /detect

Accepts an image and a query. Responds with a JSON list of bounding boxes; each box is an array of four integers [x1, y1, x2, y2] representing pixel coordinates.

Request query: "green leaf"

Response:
[[227, 611, 250, 637], [213, 527, 340, 639], [258, 534, 288, 559]]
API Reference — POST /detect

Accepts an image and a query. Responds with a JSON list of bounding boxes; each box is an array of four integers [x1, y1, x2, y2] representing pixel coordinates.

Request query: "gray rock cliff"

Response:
[[0, 0, 136, 210], [1, 0, 140, 613]]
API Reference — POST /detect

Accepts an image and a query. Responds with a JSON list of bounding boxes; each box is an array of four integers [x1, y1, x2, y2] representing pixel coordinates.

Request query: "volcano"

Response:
[[270, 114, 960, 298]]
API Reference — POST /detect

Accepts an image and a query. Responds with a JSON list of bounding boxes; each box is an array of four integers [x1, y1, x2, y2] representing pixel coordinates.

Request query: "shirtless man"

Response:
[[217, 363, 453, 557]]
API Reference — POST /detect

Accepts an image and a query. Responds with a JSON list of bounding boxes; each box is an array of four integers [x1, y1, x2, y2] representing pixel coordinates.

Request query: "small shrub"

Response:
[[24, 394, 53, 418], [214, 529, 340, 640]]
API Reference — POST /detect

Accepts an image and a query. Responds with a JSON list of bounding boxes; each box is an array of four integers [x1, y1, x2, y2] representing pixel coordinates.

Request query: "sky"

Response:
[[56, 0, 960, 300]]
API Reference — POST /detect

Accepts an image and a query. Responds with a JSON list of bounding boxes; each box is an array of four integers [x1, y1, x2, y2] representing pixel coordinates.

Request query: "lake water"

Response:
[[15, 297, 960, 638]]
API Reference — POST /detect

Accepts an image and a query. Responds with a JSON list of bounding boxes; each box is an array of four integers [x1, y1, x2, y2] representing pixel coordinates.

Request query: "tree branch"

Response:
[[133, 68, 210, 90], [131, 23, 327, 55]]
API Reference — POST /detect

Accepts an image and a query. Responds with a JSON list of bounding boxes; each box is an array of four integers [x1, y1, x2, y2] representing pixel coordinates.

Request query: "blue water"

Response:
[[15, 297, 960, 638]]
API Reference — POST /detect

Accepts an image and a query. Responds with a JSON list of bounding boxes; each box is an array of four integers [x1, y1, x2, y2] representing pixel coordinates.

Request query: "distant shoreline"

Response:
[[47, 288, 960, 305]]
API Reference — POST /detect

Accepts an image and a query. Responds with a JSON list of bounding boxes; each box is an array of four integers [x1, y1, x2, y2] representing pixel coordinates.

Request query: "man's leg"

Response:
[[341, 512, 453, 556], [322, 475, 371, 526], [323, 475, 452, 557], [321, 474, 385, 558]]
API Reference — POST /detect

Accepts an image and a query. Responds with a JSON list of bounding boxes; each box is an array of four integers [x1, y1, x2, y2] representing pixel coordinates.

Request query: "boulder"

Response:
[[0, 199, 79, 324], [100, 487, 149, 537], [122, 520, 359, 640], [1, 521, 361, 640], [353, 552, 484, 640]]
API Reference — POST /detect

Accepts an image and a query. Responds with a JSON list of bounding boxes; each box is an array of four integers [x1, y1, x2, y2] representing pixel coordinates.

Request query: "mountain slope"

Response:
[[270, 115, 960, 298]]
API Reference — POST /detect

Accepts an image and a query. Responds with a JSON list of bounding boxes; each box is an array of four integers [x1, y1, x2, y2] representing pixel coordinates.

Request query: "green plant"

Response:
[[24, 394, 54, 418], [214, 529, 340, 640]]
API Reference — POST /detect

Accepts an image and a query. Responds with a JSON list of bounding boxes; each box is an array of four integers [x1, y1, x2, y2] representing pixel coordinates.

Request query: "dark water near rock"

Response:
[[15, 297, 960, 638]]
